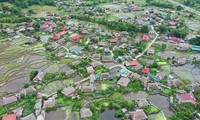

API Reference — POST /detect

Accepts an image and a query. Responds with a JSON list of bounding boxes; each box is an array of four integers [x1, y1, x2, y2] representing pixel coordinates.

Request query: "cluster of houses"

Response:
[[1, 0, 200, 119]]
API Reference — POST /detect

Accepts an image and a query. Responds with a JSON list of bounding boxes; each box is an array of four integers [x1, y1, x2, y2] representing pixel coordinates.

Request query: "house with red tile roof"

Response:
[[109, 39, 117, 43], [169, 22, 176, 26], [130, 60, 139, 66], [142, 34, 149, 41], [142, 67, 150, 74], [176, 93, 196, 104], [114, 32, 121, 37], [2, 114, 16, 120], [51, 24, 57, 29], [52, 34, 60, 40], [171, 37, 181, 42], [71, 34, 82, 42], [174, 18, 180, 22], [61, 26, 68, 31], [28, 23, 34, 27], [41, 24, 49, 29]]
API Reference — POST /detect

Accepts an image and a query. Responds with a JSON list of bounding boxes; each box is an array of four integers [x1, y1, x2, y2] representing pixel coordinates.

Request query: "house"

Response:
[[176, 93, 196, 104], [139, 76, 149, 88], [92, 54, 101, 59], [43, 96, 56, 109], [142, 34, 149, 41], [90, 61, 102, 67], [52, 34, 60, 40], [121, 38, 127, 43], [12, 107, 23, 117], [81, 84, 94, 93], [33, 71, 46, 82], [62, 86, 75, 97], [109, 39, 117, 43], [102, 55, 113, 62], [2, 95, 18, 106], [147, 83, 161, 91], [98, 41, 108, 47], [121, 31, 129, 37], [20, 113, 36, 120], [177, 43, 190, 51], [171, 37, 181, 42], [65, 69, 76, 76], [174, 58, 187, 65], [131, 73, 141, 79], [135, 98, 149, 108], [2, 114, 16, 120], [169, 22, 176, 26], [155, 72, 166, 80], [61, 26, 68, 31], [133, 64, 143, 71], [80, 108, 93, 118], [186, 84, 200, 92], [21, 86, 36, 95], [127, 109, 148, 120], [114, 32, 121, 37], [99, 73, 112, 80], [130, 60, 139, 66], [6, 28, 15, 34], [117, 68, 129, 77], [168, 79, 181, 86], [147, 47, 155, 55], [70, 34, 82, 42], [117, 77, 130, 87], [82, 30, 89, 34], [86, 66, 95, 74], [142, 67, 150, 74], [41, 24, 49, 29]]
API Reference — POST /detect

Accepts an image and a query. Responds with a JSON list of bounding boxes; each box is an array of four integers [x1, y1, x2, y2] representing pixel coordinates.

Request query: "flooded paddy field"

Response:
[[0, 38, 73, 96]]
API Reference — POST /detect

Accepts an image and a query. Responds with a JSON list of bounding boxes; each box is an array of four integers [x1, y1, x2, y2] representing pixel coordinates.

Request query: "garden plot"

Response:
[[0, 77, 26, 94], [185, 20, 200, 31], [172, 65, 196, 83], [124, 91, 148, 100], [148, 112, 165, 120], [157, 51, 176, 59], [44, 63, 60, 73], [41, 81, 65, 95]]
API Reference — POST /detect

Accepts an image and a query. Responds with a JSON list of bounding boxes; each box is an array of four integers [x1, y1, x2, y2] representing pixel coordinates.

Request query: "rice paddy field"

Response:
[[0, 37, 74, 96]]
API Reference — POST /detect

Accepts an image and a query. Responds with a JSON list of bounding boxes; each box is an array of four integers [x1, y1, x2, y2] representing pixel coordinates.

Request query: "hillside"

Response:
[[0, 0, 55, 8]]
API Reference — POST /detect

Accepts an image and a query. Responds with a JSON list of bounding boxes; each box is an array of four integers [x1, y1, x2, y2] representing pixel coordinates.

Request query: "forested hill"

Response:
[[0, 0, 55, 8]]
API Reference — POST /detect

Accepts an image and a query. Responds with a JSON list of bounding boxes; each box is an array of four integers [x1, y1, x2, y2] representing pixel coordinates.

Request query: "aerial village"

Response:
[[0, 0, 200, 120]]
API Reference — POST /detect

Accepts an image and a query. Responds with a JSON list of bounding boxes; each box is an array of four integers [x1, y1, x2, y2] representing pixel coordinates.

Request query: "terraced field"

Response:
[[0, 37, 72, 96]]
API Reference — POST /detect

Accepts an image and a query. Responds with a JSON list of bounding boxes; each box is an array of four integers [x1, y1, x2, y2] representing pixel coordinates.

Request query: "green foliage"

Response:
[[71, 14, 149, 33], [114, 110, 125, 118], [146, 1, 174, 8], [169, 29, 189, 39], [118, 80, 144, 93], [169, 103, 195, 120], [0, 16, 31, 23], [30, 70, 38, 81], [45, 106, 57, 112], [189, 37, 200, 46], [194, 90, 200, 101], [143, 105, 160, 115], [0, 0, 55, 8]]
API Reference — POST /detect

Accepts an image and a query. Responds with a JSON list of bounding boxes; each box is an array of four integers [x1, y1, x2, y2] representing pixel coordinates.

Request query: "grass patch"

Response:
[[60, 58, 74, 63], [143, 105, 160, 115], [5, 63, 17, 70]]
